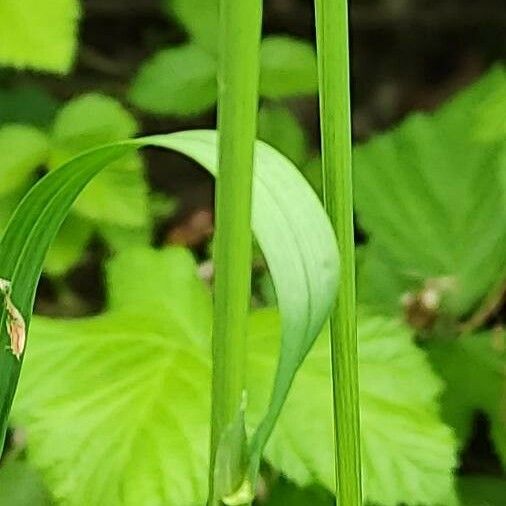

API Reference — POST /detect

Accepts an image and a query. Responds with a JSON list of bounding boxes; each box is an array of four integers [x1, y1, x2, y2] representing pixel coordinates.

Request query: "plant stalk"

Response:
[[209, 0, 262, 504], [315, 1, 363, 505]]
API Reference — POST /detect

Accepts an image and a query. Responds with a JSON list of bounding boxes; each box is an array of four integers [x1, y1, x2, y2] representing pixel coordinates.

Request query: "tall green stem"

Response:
[[315, 1, 363, 505], [209, 0, 262, 504]]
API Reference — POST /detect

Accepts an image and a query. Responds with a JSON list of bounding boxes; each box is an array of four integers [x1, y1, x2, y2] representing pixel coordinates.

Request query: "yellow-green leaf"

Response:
[[0, 0, 80, 73]]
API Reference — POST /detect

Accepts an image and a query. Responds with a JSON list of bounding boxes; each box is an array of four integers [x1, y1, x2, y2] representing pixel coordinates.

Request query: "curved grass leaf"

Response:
[[0, 130, 339, 486]]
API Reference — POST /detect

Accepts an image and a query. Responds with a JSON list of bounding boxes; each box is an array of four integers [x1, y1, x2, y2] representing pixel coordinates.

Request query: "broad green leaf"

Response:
[[0, 130, 339, 494], [0, 125, 48, 197], [105, 247, 211, 343], [167, 0, 219, 51], [428, 330, 506, 469], [15, 247, 212, 505], [129, 45, 218, 116], [458, 475, 506, 506], [0, 459, 53, 505], [0, 85, 59, 128], [13, 253, 456, 506], [258, 105, 309, 166], [259, 36, 318, 100], [355, 67, 506, 316], [50, 95, 137, 159], [247, 310, 458, 506], [50, 94, 150, 229], [0, 0, 80, 73]]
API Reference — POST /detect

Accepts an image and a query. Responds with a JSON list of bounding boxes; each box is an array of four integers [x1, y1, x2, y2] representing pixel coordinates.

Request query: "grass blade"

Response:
[[315, 0, 363, 504]]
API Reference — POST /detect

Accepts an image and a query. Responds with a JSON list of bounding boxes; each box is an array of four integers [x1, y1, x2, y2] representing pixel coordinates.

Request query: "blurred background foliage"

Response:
[[0, 0, 504, 504]]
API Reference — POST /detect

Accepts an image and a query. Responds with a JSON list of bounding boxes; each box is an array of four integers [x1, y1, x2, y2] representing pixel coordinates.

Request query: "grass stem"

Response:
[[314, 1, 363, 504], [209, 1, 262, 504]]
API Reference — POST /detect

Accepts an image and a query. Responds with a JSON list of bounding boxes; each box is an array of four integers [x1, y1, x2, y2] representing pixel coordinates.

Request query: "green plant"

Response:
[[0, 0, 80, 73], [209, 0, 261, 504], [355, 65, 506, 500], [129, 0, 318, 117], [6, 269, 455, 505], [0, 93, 155, 277], [315, 0, 362, 504], [0, 128, 339, 504], [0, 1, 504, 505]]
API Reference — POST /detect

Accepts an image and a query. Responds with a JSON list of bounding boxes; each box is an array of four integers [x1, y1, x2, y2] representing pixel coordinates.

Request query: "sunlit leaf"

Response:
[[0, 125, 48, 197], [15, 247, 212, 505], [0, 0, 80, 73], [13, 253, 456, 506], [50, 94, 150, 228]]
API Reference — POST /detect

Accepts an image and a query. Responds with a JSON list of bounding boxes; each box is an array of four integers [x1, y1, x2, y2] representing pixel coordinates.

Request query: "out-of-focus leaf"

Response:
[[0, 0, 80, 73], [259, 36, 318, 99], [167, 0, 219, 51], [129, 45, 218, 116], [43, 215, 93, 277], [458, 475, 506, 506], [0, 85, 59, 128], [0, 190, 26, 230], [428, 330, 506, 470], [0, 459, 53, 505], [50, 95, 137, 160], [247, 310, 458, 506], [355, 67, 506, 317], [475, 68, 506, 142], [0, 125, 48, 197], [258, 105, 309, 166], [50, 93, 150, 228], [301, 156, 323, 198]]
